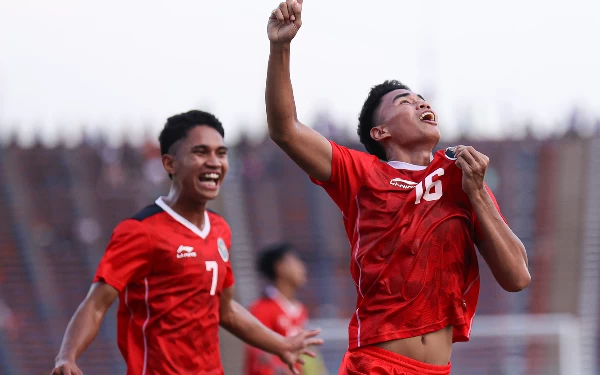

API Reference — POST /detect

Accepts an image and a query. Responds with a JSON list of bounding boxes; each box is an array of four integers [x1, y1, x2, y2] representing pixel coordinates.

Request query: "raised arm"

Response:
[[455, 145, 531, 292], [266, 0, 332, 182], [219, 287, 322, 374], [51, 282, 119, 375]]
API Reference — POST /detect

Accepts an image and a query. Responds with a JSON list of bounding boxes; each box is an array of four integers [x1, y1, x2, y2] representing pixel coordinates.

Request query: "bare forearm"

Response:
[[266, 42, 298, 142], [56, 300, 105, 362], [471, 189, 530, 292], [220, 300, 286, 356]]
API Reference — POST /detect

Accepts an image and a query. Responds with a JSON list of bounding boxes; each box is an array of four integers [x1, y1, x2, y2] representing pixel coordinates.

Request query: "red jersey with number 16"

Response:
[[93, 197, 234, 375], [310, 141, 505, 350]]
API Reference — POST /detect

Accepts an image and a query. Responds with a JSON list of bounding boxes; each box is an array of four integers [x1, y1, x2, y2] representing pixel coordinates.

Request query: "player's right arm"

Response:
[[266, 0, 333, 182], [52, 282, 118, 375], [52, 219, 152, 375]]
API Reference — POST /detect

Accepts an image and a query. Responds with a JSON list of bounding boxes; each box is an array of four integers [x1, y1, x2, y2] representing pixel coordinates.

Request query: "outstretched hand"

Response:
[[278, 328, 323, 374], [268, 0, 303, 43]]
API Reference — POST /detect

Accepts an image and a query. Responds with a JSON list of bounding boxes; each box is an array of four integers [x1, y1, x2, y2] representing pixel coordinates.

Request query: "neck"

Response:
[[163, 186, 207, 229], [274, 280, 297, 301], [385, 144, 433, 166]]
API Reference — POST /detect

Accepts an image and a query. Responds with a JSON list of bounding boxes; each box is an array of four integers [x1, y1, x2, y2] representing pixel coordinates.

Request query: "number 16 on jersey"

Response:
[[415, 168, 444, 204]]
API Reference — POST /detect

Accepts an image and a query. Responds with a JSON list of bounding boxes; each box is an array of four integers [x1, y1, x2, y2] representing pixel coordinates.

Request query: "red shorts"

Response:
[[338, 346, 452, 375]]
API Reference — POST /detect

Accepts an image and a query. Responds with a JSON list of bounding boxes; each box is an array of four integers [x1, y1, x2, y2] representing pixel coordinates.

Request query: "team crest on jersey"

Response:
[[389, 178, 418, 189], [217, 238, 229, 262], [444, 147, 458, 160]]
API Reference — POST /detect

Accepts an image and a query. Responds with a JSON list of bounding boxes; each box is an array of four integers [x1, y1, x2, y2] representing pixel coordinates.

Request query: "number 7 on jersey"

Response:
[[205, 261, 218, 295]]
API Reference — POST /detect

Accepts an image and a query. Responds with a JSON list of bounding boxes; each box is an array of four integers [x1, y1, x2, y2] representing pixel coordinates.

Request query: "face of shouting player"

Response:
[[164, 125, 228, 204], [371, 89, 440, 151]]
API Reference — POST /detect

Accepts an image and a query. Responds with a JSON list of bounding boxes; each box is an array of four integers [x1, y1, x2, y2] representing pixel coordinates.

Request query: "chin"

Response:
[[194, 189, 220, 203]]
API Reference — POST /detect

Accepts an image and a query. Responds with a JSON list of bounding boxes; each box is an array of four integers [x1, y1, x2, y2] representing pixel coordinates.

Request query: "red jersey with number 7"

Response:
[[93, 197, 234, 375], [310, 141, 506, 350]]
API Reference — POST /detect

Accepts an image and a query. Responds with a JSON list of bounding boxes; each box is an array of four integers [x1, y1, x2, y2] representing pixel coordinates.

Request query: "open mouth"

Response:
[[198, 173, 220, 189], [419, 111, 437, 124]]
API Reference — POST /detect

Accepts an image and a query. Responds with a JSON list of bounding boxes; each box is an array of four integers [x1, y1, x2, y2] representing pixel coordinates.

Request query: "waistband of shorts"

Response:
[[355, 346, 452, 374]]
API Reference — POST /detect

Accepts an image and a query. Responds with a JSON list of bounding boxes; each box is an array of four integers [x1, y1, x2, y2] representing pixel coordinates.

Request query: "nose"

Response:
[[205, 153, 222, 168], [417, 100, 431, 110]]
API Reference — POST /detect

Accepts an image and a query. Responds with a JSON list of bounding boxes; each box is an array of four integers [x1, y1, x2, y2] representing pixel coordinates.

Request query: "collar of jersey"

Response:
[[265, 285, 303, 318], [387, 160, 427, 171], [155, 196, 211, 239]]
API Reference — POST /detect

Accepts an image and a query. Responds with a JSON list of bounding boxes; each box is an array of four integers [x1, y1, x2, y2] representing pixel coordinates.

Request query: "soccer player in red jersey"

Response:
[[265, 2, 531, 374], [245, 244, 310, 375], [50, 110, 322, 375]]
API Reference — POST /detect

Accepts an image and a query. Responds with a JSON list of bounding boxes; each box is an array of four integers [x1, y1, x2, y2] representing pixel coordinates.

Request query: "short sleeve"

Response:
[[93, 219, 153, 292], [223, 263, 234, 289], [222, 234, 234, 289], [310, 140, 377, 214], [473, 183, 508, 242]]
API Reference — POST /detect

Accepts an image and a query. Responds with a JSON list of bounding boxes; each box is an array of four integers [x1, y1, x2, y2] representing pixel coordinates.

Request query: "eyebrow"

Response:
[[393, 93, 425, 102], [191, 145, 228, 151]]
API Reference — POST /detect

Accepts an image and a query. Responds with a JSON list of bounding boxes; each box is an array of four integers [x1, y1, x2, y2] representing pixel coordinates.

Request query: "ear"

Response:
[[370, 125, 391, 142], [162, 153, 176, 177]]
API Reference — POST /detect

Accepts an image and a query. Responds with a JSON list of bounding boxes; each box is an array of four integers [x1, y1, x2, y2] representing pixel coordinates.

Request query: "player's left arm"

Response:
[[455, 145, 531, 293], [219, 286, 323, 375]]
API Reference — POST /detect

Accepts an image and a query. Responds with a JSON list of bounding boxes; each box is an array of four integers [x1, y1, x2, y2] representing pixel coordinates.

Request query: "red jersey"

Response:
[[311, 141, 504, 350], [244, 287, 308, 375], [93, 197, 234, 375]]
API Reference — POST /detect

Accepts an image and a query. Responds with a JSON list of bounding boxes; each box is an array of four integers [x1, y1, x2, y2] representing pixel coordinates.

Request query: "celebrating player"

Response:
[[265, 2, 530, 374], [50, 110, 322, 375], [245, 243, 328, 375]]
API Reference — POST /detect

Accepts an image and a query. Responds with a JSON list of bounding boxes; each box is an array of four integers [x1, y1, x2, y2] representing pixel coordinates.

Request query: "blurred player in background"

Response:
[[265, 1, 530, 374], [51, 110, 322, 375], [245, 243, 328, 375]]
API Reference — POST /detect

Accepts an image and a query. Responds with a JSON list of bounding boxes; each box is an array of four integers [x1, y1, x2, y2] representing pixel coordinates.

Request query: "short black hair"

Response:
[[159, 110, 225, 156], [357, 80, 411, 161], [257, 243, 294, 282]]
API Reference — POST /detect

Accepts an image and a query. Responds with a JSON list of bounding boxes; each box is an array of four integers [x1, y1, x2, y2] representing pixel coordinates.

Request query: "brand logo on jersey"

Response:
[[176, 245, 197, 258], [444, 147, 457, 160], [389, 178, 418, 189], [217, 238, 229, 262]]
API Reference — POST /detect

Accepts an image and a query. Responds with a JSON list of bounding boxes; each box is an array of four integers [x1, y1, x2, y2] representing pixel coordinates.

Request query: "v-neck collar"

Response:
[[155, 196, 210, 239]]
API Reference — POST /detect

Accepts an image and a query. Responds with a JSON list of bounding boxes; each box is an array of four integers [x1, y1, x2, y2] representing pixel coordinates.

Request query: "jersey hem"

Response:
[[348, 316, 466, 350]]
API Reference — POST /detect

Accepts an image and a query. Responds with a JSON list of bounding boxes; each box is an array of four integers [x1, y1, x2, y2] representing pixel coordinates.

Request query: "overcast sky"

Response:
[[0, 0, 598, 146]]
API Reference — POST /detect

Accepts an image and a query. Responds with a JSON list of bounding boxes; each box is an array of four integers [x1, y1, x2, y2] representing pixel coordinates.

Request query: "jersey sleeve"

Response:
[[310, 140, 377, 214], [93, 219, 153, 292], [473, 183, 508, 243], [223, 231, 235, 289]]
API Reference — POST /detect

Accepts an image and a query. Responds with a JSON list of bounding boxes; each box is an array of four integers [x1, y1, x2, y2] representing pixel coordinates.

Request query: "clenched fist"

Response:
[[454, 145, 490, 198], [268, 0, 303, 43]]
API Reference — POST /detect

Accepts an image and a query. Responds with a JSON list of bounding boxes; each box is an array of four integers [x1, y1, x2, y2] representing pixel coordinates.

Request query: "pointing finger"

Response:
[[279, 2, 290, 21], [286, 0, 296, 21], [292, 0, 302, 24]]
